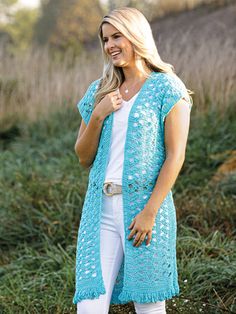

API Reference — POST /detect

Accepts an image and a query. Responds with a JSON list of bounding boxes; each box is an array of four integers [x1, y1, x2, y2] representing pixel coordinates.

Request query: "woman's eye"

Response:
[[103, 35, 120, 43]]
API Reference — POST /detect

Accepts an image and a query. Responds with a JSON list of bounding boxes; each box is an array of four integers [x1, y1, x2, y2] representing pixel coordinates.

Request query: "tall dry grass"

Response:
[[0, 47, 102, 128], [158, 34, 236, 114], [0, 3, 235, 127]]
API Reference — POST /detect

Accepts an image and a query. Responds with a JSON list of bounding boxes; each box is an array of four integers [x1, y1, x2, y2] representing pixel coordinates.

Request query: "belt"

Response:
[[103, 182, 122, 196]]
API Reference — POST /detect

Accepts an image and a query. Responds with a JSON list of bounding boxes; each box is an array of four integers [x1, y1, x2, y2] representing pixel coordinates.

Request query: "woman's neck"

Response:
[[122, 64, 152, 83]]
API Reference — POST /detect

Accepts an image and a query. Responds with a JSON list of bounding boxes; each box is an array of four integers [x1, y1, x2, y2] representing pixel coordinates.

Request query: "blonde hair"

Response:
[[95, 7, 193, 106]]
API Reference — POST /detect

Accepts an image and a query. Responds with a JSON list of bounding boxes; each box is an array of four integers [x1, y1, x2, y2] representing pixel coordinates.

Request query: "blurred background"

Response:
[[0, 0, 235, 313]]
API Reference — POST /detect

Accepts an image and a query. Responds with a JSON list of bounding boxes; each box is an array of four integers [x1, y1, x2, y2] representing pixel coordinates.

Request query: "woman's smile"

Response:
[[111, 51, 122, 59]]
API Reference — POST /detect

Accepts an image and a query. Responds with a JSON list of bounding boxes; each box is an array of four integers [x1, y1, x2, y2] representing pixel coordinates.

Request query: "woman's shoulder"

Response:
[[86, 77, 102, 94], [152, 71, 192, 109], [152, 71, 187, 91]]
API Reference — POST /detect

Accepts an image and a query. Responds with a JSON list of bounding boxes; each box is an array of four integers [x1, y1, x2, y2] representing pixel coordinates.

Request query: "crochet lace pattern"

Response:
[[73, 71, 192, 305]]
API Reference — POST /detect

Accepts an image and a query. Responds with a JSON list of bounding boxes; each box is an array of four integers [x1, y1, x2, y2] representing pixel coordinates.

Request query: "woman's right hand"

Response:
[[94, 90, 123, 120]]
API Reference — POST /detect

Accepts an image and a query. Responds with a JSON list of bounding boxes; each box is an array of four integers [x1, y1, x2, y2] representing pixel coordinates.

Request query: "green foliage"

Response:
[[0, 106, 235, 313], [33, 0, 64, 46], [0, 0, 18, 14], [0, 0, 18, 5], [0, 8, 39, 52], [178, 105, 236, 191], [0, 77, 18, 99], [34, 0, 104, 54]]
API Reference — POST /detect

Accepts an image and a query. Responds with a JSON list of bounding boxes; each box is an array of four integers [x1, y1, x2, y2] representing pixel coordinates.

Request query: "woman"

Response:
[[73, 7, 193, 314]]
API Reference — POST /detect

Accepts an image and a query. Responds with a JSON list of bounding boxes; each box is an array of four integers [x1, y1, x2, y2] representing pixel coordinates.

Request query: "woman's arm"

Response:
[[74, 108, 106, 169], [144, 98, 191, 217], [75, 88, 123, 169]]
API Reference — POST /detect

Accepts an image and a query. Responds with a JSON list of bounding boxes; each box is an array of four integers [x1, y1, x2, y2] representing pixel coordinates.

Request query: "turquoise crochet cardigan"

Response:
[[73, 71, 192, 305]]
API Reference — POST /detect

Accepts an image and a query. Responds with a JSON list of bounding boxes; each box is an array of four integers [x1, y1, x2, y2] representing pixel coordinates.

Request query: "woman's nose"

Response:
[[106, 39, 116, 51]]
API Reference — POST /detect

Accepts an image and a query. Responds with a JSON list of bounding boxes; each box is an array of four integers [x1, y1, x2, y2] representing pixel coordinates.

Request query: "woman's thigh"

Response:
[[134, 300, 166, 314], [77, 194, 124, 314]]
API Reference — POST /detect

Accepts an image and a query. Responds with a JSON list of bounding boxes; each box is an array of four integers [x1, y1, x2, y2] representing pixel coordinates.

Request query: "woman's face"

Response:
[[102, 23, 135, 68]]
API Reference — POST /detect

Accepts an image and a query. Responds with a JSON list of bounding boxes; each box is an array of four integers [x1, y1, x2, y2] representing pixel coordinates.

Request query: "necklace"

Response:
[[124, 82, 129, 94], [123, 79, 143, 94]]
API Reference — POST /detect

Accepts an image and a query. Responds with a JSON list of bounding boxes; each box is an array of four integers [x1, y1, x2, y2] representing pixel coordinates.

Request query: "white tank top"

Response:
[[104, 90, 140, 185]]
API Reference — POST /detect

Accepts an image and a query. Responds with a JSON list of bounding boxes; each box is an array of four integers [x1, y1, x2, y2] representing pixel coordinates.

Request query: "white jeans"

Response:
[[77, 192, 166, 314]]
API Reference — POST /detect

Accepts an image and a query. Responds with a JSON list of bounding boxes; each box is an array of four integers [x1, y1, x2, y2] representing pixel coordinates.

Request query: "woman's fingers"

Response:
[[135, 233, 147, 247], [127, 227, 136, 240], [128, 225, 152, 247], [146, 231, 152, 246], [128, 219, 135, 229], [110, 91, 123, 111], [111, 93, 121, 104], [133, 231, 142, 246], [111, 90, 122, 100], [128, 227, 152, 247]]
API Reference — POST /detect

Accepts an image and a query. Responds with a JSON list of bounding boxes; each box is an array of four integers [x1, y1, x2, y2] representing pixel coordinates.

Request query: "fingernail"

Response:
[[146, 244, 150, 247]]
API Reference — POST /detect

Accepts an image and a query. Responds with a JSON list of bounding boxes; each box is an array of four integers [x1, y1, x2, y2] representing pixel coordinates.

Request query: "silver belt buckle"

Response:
[[103, 182, 114, 196], [103, 182, 122, 196]]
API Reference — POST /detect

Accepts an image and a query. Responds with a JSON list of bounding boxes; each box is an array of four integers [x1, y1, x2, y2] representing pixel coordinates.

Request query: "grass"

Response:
[[0, 102, 235, 313], [0, 4, 235, 311]]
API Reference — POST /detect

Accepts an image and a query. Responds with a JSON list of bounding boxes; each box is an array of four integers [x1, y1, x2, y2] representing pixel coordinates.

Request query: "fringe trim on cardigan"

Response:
[[72, 286, 106, 304], [114, 286, 180, 304]]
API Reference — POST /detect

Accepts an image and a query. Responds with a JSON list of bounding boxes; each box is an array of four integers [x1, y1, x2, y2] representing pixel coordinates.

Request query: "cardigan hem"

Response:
[[110, 286, 180, 305], [72, 286, 106, 304]]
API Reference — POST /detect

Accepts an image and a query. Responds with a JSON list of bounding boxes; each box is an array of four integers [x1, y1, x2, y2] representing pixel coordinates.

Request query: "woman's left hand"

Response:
[[127, 208, 156, 247]]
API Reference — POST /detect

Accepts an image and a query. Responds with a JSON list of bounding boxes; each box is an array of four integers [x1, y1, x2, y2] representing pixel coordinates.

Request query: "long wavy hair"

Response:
[[95, 7, 193, 106]]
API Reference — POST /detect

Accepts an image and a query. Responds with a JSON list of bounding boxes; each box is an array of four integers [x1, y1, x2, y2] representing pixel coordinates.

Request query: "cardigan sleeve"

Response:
[[77, 79, 100, 125], [161, 74, 193, 123]]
